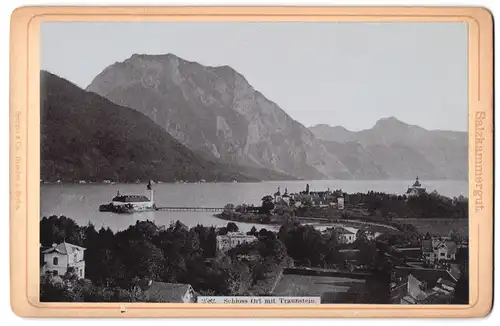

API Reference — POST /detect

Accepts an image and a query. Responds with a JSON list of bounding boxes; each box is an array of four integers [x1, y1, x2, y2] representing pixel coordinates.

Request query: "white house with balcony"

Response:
[[41, 242, 86, 279]]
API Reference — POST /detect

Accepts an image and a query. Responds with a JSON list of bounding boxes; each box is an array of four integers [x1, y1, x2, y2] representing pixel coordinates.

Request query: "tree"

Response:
[[260, 195, 275, 215], [449, 229, 462, 243], [121, 240, 165, 284], [40, 274, 67, 302], [355, 230, 368, 245], [247, 226, 258, 236], [226, 222, 239, 233], [257, 235, 287, 263], [278, 223, 330, 267], [452, 271, 469, 304], [355, 241, 378, 268], [40, 215, 84, 247]]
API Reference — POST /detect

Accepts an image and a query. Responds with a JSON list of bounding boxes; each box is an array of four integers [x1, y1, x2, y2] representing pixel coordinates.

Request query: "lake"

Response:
[[40, 179, 468, 233]]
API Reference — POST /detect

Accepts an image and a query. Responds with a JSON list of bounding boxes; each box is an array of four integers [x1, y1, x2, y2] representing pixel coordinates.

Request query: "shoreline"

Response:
[[214, 211, 332, 226], [214, 212, 402, 232]]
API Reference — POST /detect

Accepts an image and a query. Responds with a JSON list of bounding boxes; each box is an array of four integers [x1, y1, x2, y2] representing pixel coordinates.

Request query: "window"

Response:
[[53, 270, 58, 276], [53, 257, 58, 265], [80, 269, 83, 277], [440, 252, 445, 257]]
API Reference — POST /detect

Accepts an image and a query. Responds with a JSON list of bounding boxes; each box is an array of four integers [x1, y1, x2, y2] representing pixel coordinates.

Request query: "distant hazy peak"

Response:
[[372, 116, 418, 130], [311, 117, 423, 133], [311, 123, 347, 130]]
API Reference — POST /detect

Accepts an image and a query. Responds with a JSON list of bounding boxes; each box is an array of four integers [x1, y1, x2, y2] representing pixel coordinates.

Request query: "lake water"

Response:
[[40, 180, 467, 233]]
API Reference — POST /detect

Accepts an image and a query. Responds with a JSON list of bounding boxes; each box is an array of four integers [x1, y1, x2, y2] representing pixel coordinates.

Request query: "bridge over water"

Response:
[[156, 206, 225, 212]]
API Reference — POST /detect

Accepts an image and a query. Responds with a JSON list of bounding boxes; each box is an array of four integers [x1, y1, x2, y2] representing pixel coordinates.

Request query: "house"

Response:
[[216, 232, 258, 252], [335, 226, 358, 244], [391, 266, 457, 302], [390, 274, 428, 304], [41, 242, 86, 279], [337, 197, 345, 210], [406, 176, 427, 197], [390, 267, 457, 304], [137, 280, 196, 303], [422, 238, 457, 265]]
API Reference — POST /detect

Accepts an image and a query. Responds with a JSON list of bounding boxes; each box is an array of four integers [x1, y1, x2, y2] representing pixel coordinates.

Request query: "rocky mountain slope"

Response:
[[310, 117, 467, 180], [87, 53, 349, 180], [40, 71, 272, 183]]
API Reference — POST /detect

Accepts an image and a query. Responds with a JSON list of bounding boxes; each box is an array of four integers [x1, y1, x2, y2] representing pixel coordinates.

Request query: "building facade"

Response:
[[216, 232, 258, 252], [41, 242, 86, 279], [337, 197, 345, 210], [406, 176, 427, 197], [390, 268, 457, 304], [422, 238, 457, 265], [335, 226, 358, 244], [111, 192, 154, 211]]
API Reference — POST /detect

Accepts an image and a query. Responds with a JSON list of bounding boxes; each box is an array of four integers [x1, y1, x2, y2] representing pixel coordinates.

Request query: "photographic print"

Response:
[[38, 20, 470, 306]]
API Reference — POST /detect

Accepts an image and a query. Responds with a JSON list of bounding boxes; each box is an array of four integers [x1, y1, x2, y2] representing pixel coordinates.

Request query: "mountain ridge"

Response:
[[81, 51, 466, 181], [40, 70, 294, 183], [309, 119, 467, 180], [87, 53, 351, 180]]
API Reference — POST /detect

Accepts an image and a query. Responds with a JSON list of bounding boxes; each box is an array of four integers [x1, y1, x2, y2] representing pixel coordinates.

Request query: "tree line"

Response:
[[40, 215, 396, 303], [40, 216, 290, 301]]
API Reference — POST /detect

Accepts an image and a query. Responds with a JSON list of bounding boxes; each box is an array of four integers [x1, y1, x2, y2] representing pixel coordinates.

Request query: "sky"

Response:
[[41, 22, 468, 131]]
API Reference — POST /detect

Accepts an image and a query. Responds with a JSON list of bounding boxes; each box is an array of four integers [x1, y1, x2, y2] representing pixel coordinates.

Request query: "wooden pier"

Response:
[[156, 206, 225, 212]]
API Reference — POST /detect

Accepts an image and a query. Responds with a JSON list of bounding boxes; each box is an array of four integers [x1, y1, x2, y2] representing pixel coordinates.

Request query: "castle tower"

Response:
[[147, 180, 154, 203]]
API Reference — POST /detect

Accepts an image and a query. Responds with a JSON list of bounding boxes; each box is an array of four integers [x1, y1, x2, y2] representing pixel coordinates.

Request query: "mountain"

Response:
[[87, 53, 350, 180], [307, 124, 353, 143], [320, 141, 390, 180], [40, 71, 273, 183], [309, 117, 467, 180]]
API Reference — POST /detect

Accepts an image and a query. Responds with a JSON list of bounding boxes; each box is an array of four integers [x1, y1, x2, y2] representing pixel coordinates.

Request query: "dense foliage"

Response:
[[40, 216, 290, 300], [345, 191, 468, 219]]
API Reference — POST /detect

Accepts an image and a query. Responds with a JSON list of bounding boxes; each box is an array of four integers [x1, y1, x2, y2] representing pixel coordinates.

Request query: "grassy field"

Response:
[[392, 218, 468, 237], [272, 273, 365, 303]]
